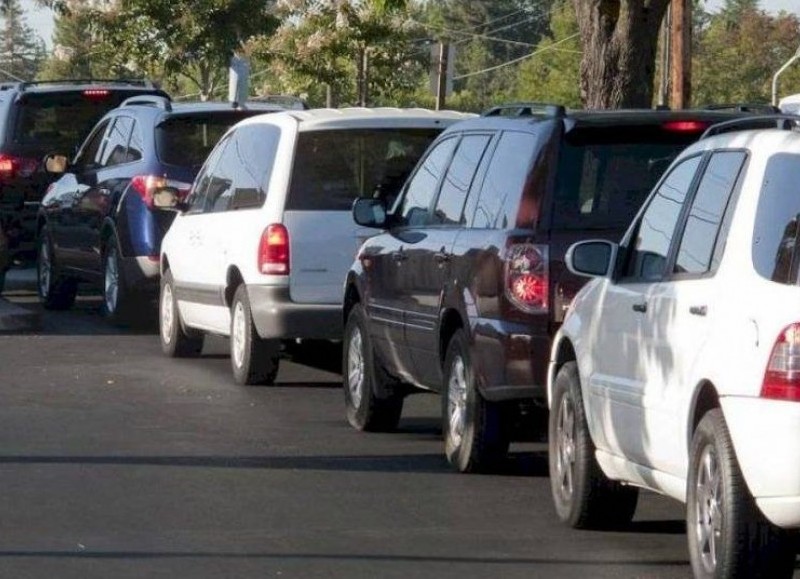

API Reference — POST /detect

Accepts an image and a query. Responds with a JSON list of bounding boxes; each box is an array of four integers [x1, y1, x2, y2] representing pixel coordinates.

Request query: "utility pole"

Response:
[[669, 0, 691, 109], [435, 42, 449, 111], [657, 6, 671, 108]]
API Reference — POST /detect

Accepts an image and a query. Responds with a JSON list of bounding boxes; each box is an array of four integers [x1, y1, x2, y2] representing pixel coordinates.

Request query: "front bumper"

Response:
[[248, 285, 342, 340], [721, 396, 800, 528]]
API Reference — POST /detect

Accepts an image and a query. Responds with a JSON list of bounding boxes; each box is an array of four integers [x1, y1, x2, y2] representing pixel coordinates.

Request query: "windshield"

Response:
[[552, 126, 705, 230], [156, 112, 259, 168]]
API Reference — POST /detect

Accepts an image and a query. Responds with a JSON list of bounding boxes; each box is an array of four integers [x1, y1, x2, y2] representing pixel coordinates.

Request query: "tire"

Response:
[[37, 230, 77, 310], [0, 269, 6, 294], [159, 269, 203, 358], [687, 410, 796, 579], [549, 361, 638, 529], [230, 284, 279, 386], [343, 303, 403, 432], [442, 329, 509, 473], [101, 241, 138, 325]]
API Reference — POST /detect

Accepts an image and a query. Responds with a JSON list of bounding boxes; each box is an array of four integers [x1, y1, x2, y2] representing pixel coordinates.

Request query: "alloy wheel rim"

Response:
[[232, 302, 246, 368], [447, 356, 468, 448], [38, 242, 51, 298], [555, 394, 576, 504], [347, 327, 365, 407], [695, 444, 722, 574], [160, 283, 174, 344], [104, 249, 119, 313]]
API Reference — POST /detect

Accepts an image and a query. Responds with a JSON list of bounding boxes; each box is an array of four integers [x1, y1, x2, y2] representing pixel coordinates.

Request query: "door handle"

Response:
[[433, 251, 450, 264], [689, 305, 707, 317], [632, 302, 648, 313]]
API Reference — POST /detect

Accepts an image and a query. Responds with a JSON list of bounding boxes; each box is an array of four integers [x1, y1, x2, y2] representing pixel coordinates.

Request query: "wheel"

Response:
[[442, 329, 509, 473], [549, 361, 638, 529], [343, 303, 403, 432], [159, 269, 203, 358], [37, 230, 77, 310], [102, 241, 138, 324], [230, 284, 279, 385], [687, 410, 796, 579]]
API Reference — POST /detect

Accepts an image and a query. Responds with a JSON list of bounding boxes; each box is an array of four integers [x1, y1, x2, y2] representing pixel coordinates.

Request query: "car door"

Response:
[[405, 133, 493, 388], [641, 150, 747, 477], [587, 154, 703, 467], [367, 136, 458, 381]]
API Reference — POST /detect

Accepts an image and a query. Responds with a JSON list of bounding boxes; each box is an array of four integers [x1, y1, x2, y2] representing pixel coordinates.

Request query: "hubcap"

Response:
[[347, 327, 365, 407], [232, 301, 247, 369], [695, 444, 722, 574], [104, 248, 119, 313], [38, 241, 51, 298], [447, 356, 468, 448], [160, 283, 174, 344], [554, 394, 576, 504]]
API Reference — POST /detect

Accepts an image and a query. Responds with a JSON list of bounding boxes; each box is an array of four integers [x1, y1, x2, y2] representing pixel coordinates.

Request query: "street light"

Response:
[[772, 43, 800, 107]]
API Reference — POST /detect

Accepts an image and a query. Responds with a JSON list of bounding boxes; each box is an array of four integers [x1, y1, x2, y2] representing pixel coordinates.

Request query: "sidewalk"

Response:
[[0, 268, 41, 333]]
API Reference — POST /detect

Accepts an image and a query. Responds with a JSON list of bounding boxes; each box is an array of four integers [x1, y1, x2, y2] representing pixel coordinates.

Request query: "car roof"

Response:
[[238, 107, 475, 131], [0, 79, 162, 94], [117, 99, 285, 116]]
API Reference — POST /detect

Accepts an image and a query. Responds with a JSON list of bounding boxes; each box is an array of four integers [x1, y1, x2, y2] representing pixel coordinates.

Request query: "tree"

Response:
[[0, 0, 46, 81], [572, 0, 671, 108]]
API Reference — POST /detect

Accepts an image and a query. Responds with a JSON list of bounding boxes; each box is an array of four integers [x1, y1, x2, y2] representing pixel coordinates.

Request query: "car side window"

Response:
[[674, 151, 746, 276], [622, 155, 701, 281], [127, 119, 145, 163], [186, 135, 230, 214], [99, 116, 133, 167], [203, 132, 240, 213], [396, 137, 457, 227], [229, 124, 280, 211], [432, 134, 492, 225], [73, 119, 111, 171]]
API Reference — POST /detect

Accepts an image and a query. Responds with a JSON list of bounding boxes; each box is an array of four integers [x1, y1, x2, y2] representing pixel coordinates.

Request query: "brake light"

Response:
[[83, 89, 111, 101], [0, 153, 38, 180], [258, 224, 290, 275], [662, 120, 709, 133], [504, 242, 548, 314], [130, 175, 191, 208], [761, 323, 800, 402]]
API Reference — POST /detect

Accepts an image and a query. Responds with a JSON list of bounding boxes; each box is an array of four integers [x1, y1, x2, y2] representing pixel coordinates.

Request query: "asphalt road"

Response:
[[0, 269, 796, 579]]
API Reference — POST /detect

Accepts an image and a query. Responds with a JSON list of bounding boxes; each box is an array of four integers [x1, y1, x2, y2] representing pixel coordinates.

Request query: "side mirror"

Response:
[[565, 240, 617, 278], [353, 198, 388, 228], [152, 186, 182, 210], [44, 154, 69, 174]]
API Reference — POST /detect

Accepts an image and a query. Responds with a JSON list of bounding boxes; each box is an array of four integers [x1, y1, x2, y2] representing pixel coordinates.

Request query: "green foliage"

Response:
[[0, 0, 46, 81]]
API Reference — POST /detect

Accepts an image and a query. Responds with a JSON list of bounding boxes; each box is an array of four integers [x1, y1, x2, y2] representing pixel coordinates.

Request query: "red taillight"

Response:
[[762, 323, 800, 402], [258, 224, 290, 275], [83, 89, 111, 101], [130, 175, 191, 208], [662, 120, 709, 133], [0, 153, 38, 180], [504, 242, 548, 314]]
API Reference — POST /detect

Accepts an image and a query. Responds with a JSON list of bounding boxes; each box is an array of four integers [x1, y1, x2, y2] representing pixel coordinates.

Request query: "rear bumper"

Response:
[[721, 396, 800, 528], [121, 256, 160, 292], [248, 285, 343, 340], [471, 317, 550, 402]]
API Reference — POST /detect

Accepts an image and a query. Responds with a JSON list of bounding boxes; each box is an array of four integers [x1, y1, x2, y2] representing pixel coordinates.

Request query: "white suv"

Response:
[[548, 117, 800, 578], [159, 108, 469, 384]]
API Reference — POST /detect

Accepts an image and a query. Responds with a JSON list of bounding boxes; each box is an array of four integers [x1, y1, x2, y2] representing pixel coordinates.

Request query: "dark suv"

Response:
[[0, 79, 169, 282], [342, 104, 764, 473], [36, 97, 283, 322]]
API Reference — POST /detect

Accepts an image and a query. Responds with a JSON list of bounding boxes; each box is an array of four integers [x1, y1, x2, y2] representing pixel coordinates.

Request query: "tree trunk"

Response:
[[573, 0, 671, 108]]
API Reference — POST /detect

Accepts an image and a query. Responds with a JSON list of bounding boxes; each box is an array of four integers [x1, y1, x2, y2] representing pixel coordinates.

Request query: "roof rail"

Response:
[[703, 103, 781, 114], [482, 102, 566, 118], [700, 114, 800, 140], [249, 94, 310, 110], [19, 79, 155, 91], [120, 94, 172, 112]]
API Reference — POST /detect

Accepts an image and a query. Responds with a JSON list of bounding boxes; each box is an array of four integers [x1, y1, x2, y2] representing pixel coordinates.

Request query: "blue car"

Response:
[[36, 96, 283, 322]]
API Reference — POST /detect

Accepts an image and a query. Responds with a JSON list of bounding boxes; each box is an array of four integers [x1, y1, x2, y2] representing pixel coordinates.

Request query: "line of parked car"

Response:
[[0, 78, 798, 578]]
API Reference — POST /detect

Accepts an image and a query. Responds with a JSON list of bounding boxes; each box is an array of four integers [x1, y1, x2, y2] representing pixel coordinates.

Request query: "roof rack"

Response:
[[700, 114, 800, 139], [18, 79, 156, 91], [704, 103, 781, 114], [249, 94, 310, 110], [482, 102, 566, 118], [120, 94, 172, 112]]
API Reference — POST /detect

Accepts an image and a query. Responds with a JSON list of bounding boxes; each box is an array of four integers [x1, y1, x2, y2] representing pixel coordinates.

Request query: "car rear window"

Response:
[[13, 91, 152, 153], [286, 128, 441, 211], [552, 125, 706, 230], [156, 112, 259, 168]]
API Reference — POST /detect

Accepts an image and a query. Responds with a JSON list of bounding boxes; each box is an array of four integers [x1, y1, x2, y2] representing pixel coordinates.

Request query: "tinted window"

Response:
[[156, 112, 257, 168], [287, 129, 440, 212], [203, 135, 240, 213], [99, 116, 133, 167], [397, 137, 457, 226], [187, 136, 230, 214], [128, 119, 145, 162], [228, 124, 280, 210], [471, 131, 537, 230], [674, 152, 745, 275], [623, 156, 701, 281], [432, 135, 491, 225], [752, 152, 800, 284], [74, 120, 111, 170], [553, 126, 705, 230]]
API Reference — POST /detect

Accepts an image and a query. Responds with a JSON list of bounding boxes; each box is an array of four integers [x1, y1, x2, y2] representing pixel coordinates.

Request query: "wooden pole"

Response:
[[669, 0, 691, 109], [435, 42, 449, 111]]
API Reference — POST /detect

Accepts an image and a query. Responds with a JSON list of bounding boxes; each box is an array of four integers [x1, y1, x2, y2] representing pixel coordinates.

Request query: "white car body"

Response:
[[549, 127, 800, 528]]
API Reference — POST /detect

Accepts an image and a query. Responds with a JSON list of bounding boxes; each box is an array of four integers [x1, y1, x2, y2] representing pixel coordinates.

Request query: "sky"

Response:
[[18, 0, 800, 48]]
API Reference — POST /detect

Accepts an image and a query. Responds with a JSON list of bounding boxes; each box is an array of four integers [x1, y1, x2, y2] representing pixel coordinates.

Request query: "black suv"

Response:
[[343, 104, 763, 473], [37, 97, 283, 322], [0, 80, 169, 283]]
